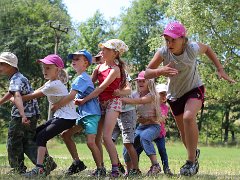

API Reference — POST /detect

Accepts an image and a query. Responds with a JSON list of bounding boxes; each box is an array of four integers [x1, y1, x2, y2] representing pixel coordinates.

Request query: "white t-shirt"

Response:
[[41, 80, 79, 119]]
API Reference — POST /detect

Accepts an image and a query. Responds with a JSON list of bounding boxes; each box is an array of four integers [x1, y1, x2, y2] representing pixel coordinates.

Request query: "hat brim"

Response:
[[163, 32, 180, 39], [0, 58, 18, 69], [37, 59, 55, 65]]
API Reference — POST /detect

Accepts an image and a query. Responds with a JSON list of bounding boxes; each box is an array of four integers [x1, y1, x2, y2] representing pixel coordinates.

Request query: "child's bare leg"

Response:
[[95, 118, 104, 166], [103, 111, 119, 165], [61, 126, 82, 160], [124, 143, 139, 169], [87, 134, 102, 168], [183, 99, 202, 162]]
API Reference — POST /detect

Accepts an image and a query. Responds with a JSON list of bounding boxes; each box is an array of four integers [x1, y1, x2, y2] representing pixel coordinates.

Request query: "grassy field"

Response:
[[0, 140, 239, 179]]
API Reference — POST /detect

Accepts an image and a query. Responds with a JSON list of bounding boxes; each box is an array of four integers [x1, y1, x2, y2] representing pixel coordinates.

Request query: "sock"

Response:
[[73, 160, 81, 165], [112, 164, 119, 172], [36, 164, 44, 168]]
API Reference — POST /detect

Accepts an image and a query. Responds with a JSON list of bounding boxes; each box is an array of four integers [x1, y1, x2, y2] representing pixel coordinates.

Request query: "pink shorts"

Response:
[[100, 98, 122, 115]]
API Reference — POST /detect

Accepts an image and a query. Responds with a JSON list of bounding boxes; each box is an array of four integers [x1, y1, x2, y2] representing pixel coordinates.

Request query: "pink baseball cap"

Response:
[[136, 71, 145, 80], [163, 21, 186, 39], [38, 54, 64, 68]]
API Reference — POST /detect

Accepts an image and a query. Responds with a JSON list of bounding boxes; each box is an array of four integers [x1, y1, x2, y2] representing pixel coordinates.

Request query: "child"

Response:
[[154, 84, 173, 176], [112, 73, 140, 177], [144, 21, 235, 176], [21, 54, 79, 178], [75, 39, 128, 178], [92, 51, 104, 64], [51, 50, 103, 177], [0, 52, 40, 174], [122, 71, 163, 176]]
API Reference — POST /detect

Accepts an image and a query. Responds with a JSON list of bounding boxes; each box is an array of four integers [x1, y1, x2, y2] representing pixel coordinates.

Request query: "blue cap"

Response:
[[68, 49, 92, 64]]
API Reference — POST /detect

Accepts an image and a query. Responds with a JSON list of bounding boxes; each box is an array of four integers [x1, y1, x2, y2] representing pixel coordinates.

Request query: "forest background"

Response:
[[0, 0, 239, 145]]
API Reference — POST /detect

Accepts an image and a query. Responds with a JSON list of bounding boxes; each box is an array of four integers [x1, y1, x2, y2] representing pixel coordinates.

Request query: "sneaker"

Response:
[[163, 167, 173, 176], [22, 166, 45, 178], [44, 156, 57, 175], [147, 163, 161, 176], [91, 167, 106, 177], [180, 160, 199, 176], [196, 149, 200, 161], [126, 169, 141, 177], [118, 162, 125, 174], [65, 161, 87, 175], [110, 170, 120, 178], [8, 165, 27, 174]]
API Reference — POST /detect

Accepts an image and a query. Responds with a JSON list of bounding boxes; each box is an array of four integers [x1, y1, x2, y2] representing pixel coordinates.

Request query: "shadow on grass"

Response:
[[1, 167, 240, 180]]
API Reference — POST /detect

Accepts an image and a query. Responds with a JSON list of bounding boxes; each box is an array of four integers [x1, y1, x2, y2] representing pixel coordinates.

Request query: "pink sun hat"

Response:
[[163, 21, 186, 39], [136, 71, 145, 80], [37, 54, 64, 68]]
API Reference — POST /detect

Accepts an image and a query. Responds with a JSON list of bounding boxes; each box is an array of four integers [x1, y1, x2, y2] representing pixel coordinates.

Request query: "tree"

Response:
[[119, 0, 166, 73], [0, 0, 72, 122]]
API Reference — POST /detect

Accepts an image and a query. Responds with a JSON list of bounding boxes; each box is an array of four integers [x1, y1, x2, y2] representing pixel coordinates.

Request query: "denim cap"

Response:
[[68, 49, 92, 64], [163, 21, 186, 39], [99, 39, 128, 56], [0, 52, 18, 69], [38, 54, 64, 68]]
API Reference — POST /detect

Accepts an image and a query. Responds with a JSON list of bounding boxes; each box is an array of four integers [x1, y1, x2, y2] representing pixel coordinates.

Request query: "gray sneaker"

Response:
[[22, 167, 45, 178], [91, 167, 106, 177], [180, 160, 199, 176]]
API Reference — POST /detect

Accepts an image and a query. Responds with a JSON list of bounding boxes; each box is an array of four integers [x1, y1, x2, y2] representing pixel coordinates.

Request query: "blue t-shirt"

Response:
[[9, 72, 40, 117], [72, 71, 101, 119]]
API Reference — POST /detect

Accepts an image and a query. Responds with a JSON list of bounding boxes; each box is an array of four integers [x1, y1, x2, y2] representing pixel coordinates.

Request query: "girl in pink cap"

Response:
[[75, 39, 128, 178], [145, 21, 235, 176], [21, 54, 79, 178]]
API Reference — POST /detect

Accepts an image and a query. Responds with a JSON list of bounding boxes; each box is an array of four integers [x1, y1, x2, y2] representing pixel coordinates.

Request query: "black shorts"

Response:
[[167, 85, 205, 116]]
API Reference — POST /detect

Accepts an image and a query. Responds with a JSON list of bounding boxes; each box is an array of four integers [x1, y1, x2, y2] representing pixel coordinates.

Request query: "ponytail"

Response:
[[58, 69, 69, 84]]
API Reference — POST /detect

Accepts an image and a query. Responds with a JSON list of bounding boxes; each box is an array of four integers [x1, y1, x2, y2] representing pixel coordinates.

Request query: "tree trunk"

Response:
[[224, 105, 230, 143]]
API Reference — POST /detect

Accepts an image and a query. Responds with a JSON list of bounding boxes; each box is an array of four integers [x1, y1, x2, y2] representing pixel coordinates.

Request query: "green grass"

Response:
[[0, 140, 239, 179]]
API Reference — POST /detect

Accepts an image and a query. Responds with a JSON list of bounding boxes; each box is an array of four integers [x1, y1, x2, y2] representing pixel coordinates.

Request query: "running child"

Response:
[[144, 21, 235, 176]]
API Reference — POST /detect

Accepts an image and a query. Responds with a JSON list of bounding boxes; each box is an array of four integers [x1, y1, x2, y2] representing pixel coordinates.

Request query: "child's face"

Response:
[[0, 62, 14, 76], [102, 47, 118, 62], [41, 63, 59, 81], [159, 91, 167, 103], [71, 55, 88, 72], [137, 79, 149, 92], [164, 35, 185, 55]]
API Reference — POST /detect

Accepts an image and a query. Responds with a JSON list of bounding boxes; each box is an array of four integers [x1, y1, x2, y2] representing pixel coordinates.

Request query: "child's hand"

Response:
[[160, 63, 178, 77], [74, 98, 85, 105], [113, 89, 120, 96], [9, 97, 14, 103], [51, 103, 59, 112], [217, 69, 236, 83], [22, 116, 30, 126]]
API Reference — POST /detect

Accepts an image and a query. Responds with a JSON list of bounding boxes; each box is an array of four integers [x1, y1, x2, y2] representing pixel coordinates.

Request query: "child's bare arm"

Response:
[[113, 82, 131, 96], [21, 89, 45, 102], [198, 42, 236, 83], [122, 95, 152, 104], [0, 92, 12, 105], [51, 90, 77, 111], [12, 91, 30, 125]]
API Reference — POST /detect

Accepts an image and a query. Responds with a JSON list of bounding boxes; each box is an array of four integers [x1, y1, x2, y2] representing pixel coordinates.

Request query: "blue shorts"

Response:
[[76, 115, 101, 135]]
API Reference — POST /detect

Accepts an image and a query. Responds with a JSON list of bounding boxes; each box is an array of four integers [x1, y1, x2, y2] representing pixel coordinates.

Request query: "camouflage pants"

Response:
[[7, 115, 38, 170]]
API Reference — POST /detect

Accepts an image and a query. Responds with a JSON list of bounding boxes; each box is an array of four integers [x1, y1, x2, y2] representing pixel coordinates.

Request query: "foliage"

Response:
[[0, 0, 72, 121], [119, 0, 166, 73]]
